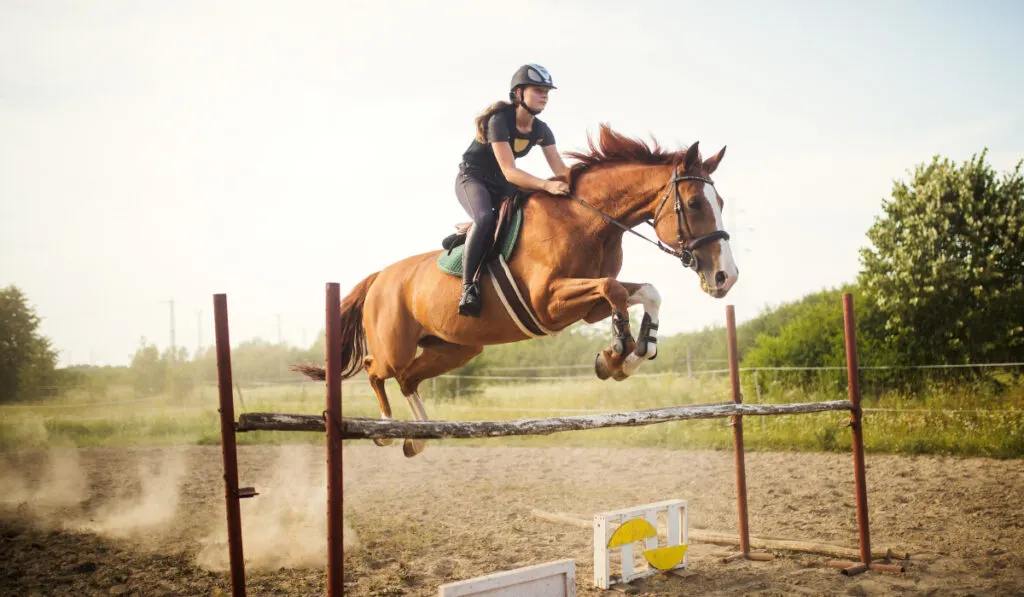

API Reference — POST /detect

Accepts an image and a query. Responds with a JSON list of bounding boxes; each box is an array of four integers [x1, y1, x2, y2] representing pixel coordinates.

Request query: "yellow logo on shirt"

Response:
[[513, 138, 530, 152]]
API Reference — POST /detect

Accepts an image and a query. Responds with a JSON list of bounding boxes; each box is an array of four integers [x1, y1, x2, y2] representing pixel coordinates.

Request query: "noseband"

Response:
[[573, 166, 731, 271]]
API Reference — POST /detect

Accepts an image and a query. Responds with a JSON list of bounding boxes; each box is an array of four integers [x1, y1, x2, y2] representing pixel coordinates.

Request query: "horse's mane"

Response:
[[564, 124, 689, 187]]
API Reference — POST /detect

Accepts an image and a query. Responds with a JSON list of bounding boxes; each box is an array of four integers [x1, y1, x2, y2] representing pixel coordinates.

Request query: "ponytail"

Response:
[[473, 100, 514, 143]]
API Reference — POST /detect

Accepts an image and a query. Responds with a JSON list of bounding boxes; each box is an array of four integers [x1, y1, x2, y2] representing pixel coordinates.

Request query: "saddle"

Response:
[[439, 190, 528, 281], [442, 192, 522, 253]]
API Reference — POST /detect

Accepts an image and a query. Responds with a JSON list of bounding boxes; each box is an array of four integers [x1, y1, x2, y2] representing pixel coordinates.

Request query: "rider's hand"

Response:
[[545, 180, 570, 196]]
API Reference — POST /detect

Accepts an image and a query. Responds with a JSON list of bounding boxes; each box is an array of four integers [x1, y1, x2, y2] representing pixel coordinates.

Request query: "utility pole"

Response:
[[169, 300, 176, 362], [197, 309, 204, 399], [161, 299, 177, 362]]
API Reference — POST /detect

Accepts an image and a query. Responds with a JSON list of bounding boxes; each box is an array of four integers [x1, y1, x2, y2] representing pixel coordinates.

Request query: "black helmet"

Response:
[[510, 64, 556, 93]]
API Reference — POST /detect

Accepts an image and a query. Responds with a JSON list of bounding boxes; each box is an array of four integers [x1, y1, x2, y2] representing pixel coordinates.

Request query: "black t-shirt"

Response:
[[461, 105, 555, 182]]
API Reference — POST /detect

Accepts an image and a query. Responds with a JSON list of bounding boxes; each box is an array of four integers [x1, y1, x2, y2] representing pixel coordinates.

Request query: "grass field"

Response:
[[3, 372, 1022, 458]]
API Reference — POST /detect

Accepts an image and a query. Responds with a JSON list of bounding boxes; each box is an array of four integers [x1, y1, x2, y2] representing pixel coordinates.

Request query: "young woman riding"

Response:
[[454, 63, 571, 317]]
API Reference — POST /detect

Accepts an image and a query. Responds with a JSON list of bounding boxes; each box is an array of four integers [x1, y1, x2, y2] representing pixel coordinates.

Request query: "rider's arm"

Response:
[[492, 142, 559, 192], [541, 144, 568, 178]]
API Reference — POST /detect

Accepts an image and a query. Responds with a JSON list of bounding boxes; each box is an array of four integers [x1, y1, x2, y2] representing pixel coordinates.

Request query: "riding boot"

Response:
[[458, 227, 487, 317]]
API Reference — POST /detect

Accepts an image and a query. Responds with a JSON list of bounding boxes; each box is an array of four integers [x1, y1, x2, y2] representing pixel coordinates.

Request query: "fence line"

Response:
[[1, 395, 166, 409]]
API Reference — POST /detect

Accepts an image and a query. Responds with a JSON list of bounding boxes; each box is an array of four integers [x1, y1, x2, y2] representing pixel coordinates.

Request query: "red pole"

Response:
[[842, 293, 872, 565], [214, 294, 246, 597], [725, 305, 751, 555], [325, 283, 344, 597]]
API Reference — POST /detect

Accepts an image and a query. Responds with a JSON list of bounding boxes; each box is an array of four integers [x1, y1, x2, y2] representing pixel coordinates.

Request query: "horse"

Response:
[[296, 124, 738, 457]]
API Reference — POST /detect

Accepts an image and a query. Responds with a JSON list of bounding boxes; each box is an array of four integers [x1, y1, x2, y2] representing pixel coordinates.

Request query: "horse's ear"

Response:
[[703, 145, 727, 175], [684, 142, 701, 171]]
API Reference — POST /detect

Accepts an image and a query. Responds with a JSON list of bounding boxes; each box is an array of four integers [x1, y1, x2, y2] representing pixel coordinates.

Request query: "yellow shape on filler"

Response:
[[643, 545, 688, 570], [607, 518, 658, 548]]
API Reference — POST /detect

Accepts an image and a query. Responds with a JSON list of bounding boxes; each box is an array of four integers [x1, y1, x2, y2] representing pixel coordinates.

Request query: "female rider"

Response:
[[455, 63, 571, 317]]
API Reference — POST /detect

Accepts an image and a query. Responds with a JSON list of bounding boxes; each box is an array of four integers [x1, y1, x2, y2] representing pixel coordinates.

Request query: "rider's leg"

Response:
[[454, 172, 499, 317]]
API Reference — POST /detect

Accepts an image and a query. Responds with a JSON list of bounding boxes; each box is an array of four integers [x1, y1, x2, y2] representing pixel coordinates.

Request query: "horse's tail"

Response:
[[292, 271, 380, 382]]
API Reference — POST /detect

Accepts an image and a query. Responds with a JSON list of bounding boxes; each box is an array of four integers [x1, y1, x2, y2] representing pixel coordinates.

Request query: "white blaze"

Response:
[[703, 183, 738, 289]]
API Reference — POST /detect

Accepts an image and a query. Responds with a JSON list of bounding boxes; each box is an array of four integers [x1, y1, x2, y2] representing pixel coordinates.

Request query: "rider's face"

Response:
[[521, 86, 550, 111]]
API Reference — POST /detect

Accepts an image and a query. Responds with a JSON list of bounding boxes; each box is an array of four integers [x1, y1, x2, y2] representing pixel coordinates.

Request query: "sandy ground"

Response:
[[1, 442, 1023, 596]]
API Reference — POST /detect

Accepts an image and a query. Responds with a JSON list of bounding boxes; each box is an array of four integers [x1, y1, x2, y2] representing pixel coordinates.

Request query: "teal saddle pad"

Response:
[[437, 203, 523, 277]]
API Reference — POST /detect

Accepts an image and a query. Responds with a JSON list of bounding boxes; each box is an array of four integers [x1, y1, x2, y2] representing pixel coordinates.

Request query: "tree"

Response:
[[130, 338, 166, 397], [858, 151, 1024, 365], [741, 285, 899, 392], [0, 285, 58, 403]]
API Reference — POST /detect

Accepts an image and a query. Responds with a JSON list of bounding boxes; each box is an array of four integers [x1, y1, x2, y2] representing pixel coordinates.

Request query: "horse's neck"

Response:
[[575, 164, 671, 234]]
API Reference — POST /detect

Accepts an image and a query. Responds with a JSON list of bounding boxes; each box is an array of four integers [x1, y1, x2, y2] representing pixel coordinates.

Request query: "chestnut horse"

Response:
[[298, 124, 738, 456]]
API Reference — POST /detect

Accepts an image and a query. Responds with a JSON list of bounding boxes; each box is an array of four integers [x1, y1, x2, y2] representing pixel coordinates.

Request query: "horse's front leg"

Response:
[[621, 283, 661, 377], [569, 281, 661, 379], [545, 277, 636, 380]]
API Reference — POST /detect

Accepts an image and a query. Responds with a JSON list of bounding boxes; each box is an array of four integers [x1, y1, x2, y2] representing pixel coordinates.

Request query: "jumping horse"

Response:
[[296, 124, 738, 456]]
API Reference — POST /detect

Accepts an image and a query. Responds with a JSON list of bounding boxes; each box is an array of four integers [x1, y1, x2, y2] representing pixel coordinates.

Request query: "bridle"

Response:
[[573, 166, 731, 271]]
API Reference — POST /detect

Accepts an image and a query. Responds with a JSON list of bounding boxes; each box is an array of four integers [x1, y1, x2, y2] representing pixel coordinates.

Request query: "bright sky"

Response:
[[2, 0, 1022, 367]]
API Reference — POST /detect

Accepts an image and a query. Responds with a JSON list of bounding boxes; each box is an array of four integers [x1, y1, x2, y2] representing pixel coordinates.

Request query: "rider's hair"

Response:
[[473, 98, 516, 143]]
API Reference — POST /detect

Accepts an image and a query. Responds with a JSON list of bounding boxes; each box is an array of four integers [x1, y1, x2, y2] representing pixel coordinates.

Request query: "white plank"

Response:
[[594, 499, 686, 520], [644, 510, 659, 553], [439, 559, 575, 597], [593, 516, 609, 589], [683, 504, 690, 568], [667, 504, 681, 547], [620, 543, 634, 583]]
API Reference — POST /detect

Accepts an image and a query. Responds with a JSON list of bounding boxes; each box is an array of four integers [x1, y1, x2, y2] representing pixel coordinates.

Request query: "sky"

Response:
[[1, 0, 1022, 367]]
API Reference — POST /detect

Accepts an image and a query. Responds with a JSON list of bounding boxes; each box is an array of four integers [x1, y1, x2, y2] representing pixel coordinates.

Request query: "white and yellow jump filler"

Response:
[[593, 499, 689, 589]]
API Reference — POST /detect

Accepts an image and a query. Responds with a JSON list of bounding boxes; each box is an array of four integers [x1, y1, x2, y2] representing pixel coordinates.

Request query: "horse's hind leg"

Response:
[[396, 337, 484, 457], [364, 357, 395, 447]]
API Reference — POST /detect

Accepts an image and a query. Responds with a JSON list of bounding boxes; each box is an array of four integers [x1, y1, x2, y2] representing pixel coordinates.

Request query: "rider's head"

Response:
[[509, 64, 556, 116]]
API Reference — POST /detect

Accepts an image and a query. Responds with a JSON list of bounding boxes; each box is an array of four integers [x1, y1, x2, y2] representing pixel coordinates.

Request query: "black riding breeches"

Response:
[[454, 170, 503, 285]]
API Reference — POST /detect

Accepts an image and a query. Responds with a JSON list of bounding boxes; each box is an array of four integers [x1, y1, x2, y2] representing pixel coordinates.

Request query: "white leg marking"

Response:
[[403, 391, 429, 457], [623, 352, 644, 376], [626, 284, 661, 360], [374, 413, 394, 447]]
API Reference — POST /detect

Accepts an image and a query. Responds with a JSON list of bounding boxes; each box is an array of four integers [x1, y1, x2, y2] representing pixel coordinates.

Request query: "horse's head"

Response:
[[650, 142, 738, 298]]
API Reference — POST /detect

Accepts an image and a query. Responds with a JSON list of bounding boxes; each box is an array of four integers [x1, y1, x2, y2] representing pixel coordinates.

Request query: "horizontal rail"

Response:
[[237, 400, 853, 439]]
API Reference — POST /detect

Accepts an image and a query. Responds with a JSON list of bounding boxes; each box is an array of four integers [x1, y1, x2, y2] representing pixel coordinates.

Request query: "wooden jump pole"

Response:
[[825, 292, 904, 575], [844, 292, 871, 567], [325, 282, 344, 597], [721, 305, 774, 564], [237, 401, 854, 436], [725, 305, 750, 555], [214, 294, 247, 597]]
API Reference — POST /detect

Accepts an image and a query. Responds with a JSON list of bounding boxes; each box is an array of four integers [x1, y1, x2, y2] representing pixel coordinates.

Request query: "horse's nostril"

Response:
[[715, 271, 727, 286]]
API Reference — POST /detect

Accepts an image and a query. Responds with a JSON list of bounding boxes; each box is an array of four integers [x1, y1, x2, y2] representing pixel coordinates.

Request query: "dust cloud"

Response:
[[196, 444, 360, 572], [74, 448, 189, 539], [0, 445, 88, 514], [1, 440, 360, 573]]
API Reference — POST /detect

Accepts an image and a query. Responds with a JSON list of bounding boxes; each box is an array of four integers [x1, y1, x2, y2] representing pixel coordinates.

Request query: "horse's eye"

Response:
[[687, 199, 701, 210]]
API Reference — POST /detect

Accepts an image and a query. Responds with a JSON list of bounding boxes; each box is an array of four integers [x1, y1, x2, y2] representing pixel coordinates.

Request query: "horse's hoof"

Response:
[[403, 439, 427, 457], [374, 416, 394, 446], [612, 370, 629, 381], [595, 352, 612, 380]]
